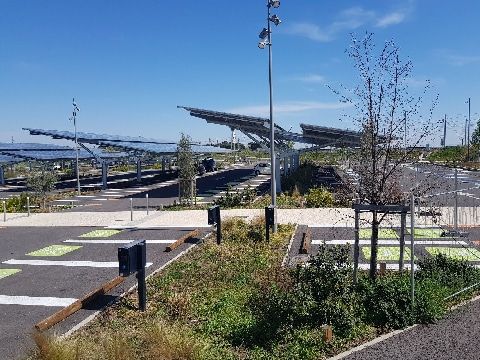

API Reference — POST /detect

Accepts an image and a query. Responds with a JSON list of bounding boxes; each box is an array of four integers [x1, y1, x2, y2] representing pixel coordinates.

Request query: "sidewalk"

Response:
[[2, 207, 479, 228]]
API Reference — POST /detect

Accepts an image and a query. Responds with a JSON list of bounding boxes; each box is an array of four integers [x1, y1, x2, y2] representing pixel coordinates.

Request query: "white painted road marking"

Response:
[[3, 259, 153, 268], [313, 239, 468, 246], [0, 295, 77, 307], [64, 239, 175, 244]]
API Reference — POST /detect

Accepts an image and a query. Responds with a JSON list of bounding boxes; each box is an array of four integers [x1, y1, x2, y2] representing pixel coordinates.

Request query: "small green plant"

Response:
[[304, 187, 334, 207], [26, 170, 58, 209], [213, 186, 256, 208]]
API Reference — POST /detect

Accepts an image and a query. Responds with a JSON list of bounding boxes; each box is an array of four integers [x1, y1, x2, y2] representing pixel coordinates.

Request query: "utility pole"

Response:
[[467, 98, 471, 160], [404, 110, 407, 153], [71, 98, 81, 195], [443, 114, 447, 147]]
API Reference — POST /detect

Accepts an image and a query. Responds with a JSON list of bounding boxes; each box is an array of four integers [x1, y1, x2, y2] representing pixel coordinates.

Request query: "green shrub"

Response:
[[416, 253, 480, 293], [213, 186, 257, 208], [293, 245, 359, 336], [4, 192, 35, 213], [304, 187, 334, 208], [414, 278, 448, 323], [357, 274, 413, 329]]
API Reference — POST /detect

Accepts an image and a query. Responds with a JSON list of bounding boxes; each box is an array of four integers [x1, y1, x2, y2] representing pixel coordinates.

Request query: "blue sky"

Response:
[[1, 0, 479, 146]]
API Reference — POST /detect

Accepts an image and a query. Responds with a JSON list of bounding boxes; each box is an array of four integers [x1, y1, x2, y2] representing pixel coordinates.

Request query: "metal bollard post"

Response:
[[146, 194, 149, 215], [3, 200, 6, 222], [27, 197, 30, 217], [130, 198, 133, 221]]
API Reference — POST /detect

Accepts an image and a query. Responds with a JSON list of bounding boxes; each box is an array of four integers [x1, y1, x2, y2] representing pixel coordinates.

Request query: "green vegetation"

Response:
[[30, 220, 480, 360], [427, 146, 468, 163]]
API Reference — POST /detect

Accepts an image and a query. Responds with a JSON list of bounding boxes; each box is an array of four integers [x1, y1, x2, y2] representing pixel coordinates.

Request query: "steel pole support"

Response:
[[410, 193, 415, 313]]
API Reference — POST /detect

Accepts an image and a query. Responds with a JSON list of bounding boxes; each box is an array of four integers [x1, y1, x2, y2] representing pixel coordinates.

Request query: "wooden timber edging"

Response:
[[300, 227, 312, 254], [34, 276, 125, 332], [165, 229, 200, 252]]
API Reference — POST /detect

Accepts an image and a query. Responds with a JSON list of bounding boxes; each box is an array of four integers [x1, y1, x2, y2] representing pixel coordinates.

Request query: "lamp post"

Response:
[[71, 98, 81, 195], [467, 98, 471, 160], [258, 0, 281, 232]]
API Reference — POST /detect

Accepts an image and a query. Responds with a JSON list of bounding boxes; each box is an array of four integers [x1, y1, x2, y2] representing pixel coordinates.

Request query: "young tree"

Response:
[[27, 170, 58, 210], [470, 119, 480, 147], [332, 33, 439, 279], [177, 133, 196, 204]]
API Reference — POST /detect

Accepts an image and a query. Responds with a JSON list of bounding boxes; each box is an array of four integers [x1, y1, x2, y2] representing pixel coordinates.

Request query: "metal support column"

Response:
[[353, 208, 360, 284], [454, 167, 458, 230], [102, 161, 108, 190], [136, 159, 142, 183], [0, 166, 4, 186], [399, 212, 406, 271], [161, 157, 166, 172], [275, 156, 282, 193], [410, 193, 415, 312]]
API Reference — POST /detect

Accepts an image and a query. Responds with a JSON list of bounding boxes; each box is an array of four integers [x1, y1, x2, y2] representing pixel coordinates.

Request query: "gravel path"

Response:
[[340, 297, 480, 360]]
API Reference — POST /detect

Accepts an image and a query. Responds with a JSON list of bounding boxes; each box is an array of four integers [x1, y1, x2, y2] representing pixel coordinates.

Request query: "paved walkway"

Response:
[[336, 296, 480, 360]]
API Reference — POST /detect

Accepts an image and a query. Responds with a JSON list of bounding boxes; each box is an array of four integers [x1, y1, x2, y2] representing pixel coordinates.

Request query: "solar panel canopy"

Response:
[[0, 149, 127, 161], [0, 143, 72, 151], [179, 106, 365, 148], [23, 128, 231, 155], [0, 154, 21, 164]]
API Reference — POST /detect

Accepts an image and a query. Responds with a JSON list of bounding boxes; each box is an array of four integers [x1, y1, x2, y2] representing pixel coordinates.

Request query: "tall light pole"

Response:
[[258, 0, 281, 232], [467, 98, 471, 160], [71, 98, 81, 195]]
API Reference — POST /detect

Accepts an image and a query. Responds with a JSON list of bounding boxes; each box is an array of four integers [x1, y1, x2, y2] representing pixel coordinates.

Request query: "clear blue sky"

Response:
[[1, 0, 479, 146]]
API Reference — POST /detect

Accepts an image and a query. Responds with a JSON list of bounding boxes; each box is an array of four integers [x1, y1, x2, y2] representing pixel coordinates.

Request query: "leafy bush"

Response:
[[304, 187, 334, 208], [414, 278, 448, 323], [4, 192, 35, 213], [293, 245, 360, 336], [416, 253, 480, 292], [213, 186, 257, 208], [357, 274, 413, 329]]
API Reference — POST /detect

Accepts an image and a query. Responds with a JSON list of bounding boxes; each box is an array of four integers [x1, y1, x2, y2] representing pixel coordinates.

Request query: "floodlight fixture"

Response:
[[259, 27, 269, 40], [269, 0, 280, 8], [269, 14, 281, 26], [258, 40, 268, 49]]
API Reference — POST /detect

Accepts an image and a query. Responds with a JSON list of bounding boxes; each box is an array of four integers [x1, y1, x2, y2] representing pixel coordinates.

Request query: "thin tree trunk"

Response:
[[370, 210, 379, 280]]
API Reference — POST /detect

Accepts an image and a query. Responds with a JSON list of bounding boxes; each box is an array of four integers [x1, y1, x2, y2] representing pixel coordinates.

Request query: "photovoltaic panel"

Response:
[[0, 143, 72, 151], [0, 154, 21, 164], [22, 128, 172, 144], [1, 150, 127, 161]]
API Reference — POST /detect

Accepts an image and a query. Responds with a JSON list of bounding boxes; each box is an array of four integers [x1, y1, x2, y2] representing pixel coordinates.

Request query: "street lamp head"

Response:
[[269, 14, 281, 26], [269, 0, 280, 8], [258, 40, 267, 49], [259, 27, 269, 40]]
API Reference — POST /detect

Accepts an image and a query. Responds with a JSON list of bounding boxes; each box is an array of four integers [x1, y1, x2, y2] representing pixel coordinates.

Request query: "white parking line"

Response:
[[312, 239, 468, 246], [2, 259, 153, 268], [0, 295, 78, 307], [64, 239, 175, 244]]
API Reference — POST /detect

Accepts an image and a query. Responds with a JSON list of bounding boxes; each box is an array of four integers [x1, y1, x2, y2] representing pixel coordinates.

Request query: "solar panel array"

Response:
[[0, 154, 21, 164], [0, 143, 72, 151], [22, 128, 230, 155], [22, 128, 172, 144], [178, 106, 305, 145], [0, 149, 127, 161], [300, 123, 363, 147], [178, 106, 365, 148]]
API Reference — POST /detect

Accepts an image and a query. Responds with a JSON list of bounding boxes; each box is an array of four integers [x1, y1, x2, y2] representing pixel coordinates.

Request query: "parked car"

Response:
[[202, 157, 217, 172], [253, 162, 271, 175]]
